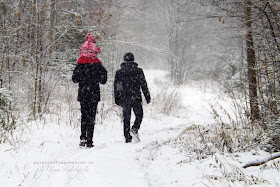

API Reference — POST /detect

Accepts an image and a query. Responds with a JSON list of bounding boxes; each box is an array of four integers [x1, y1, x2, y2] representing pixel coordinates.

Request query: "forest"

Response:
[[0, 0, 280, 186]]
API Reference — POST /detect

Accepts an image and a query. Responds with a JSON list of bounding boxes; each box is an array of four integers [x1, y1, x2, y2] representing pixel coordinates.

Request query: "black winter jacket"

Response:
[[72, 63, 107, 102], [114, 62, 150, 107]]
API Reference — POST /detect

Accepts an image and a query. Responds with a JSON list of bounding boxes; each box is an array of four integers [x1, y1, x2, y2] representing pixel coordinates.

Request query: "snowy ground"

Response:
[[1, 70, 279, 187]]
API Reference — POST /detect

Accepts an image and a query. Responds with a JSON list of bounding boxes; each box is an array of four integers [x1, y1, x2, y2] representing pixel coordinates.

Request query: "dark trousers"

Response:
[[122, 104, 143, 139], [80, 101, 98, 143]]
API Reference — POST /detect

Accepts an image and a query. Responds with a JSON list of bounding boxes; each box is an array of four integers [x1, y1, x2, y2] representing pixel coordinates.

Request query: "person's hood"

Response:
[[120, 61, 138, 69]]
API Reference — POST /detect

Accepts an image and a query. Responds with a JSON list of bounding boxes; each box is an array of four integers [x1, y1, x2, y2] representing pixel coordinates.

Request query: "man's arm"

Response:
[[139, 69, 151, 104], [114, 71, 123, 106]]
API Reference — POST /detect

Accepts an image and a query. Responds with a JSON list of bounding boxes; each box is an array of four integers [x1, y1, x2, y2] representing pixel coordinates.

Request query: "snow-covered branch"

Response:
[[243, 152, 280, 168]]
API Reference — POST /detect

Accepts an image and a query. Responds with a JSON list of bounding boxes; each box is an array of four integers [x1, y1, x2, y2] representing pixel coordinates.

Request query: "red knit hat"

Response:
[[77, 33, 101, 64], [77, 56, 101, 64], [79, 33, 100, 58]]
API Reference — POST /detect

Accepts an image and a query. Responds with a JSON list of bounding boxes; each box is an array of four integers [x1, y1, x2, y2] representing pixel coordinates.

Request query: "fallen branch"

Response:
[[243, 152, 280, 168]]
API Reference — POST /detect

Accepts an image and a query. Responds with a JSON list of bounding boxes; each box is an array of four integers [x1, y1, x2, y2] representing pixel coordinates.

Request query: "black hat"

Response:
[[124, 53, 134, 62]]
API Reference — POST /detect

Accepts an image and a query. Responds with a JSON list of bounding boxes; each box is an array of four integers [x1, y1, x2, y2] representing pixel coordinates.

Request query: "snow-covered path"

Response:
[[1, 70, 279, 187], [6, 112, 188, 187]]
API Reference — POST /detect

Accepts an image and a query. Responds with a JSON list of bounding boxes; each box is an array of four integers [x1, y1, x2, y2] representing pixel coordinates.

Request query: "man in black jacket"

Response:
[[72, 62, 107, 147], [114, 53, 151, 143]]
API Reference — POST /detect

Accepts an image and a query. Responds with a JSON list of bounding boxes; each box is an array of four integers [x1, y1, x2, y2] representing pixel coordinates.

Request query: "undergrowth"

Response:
[[147, 77, 186, 118], [0, 88, 16, 144]]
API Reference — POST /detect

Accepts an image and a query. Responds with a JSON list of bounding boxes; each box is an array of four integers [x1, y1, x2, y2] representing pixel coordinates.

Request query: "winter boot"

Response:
[[79, 137, 87, 146], [125, 138, 132, 143], [86, 143, 94, 148], [130, 128, 140, 143], [86, 140, 94, 148]]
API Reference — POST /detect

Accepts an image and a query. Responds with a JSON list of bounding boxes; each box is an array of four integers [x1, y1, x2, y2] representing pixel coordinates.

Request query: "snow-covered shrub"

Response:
[[205, 154, 269, 186], [0, 88, 15, 144], [173, 123, 263, 158], [165, 97, 264, 162], [149, 84, 185, 117]]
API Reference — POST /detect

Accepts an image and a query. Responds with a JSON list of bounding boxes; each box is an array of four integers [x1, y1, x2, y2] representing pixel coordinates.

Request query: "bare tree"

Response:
[[244, 1, 260, 122]]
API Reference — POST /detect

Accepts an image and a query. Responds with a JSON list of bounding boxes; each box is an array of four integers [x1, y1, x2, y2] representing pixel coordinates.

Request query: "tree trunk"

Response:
[[244, 2, 260, 122], [32, 0, 39, 118], [0, 2, 7, 89], [49, 0, 56, 54]]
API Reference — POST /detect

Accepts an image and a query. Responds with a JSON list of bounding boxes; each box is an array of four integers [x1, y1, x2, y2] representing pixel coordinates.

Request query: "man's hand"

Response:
[[115, 101, 121, 106]]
